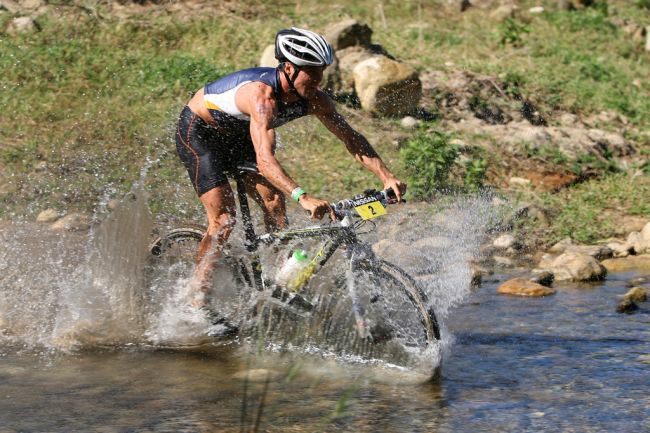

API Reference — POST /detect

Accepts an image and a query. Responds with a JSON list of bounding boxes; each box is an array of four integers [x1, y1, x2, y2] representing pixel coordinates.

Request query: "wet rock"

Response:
[[530, 269, 554, 287], [634, 223, 650, 254], [497, 278, 556, 297], [628, 275, 649, 286], [627, 231, 642, 251], [232, 368, 281, 382], [627, 224, 650, 255], [606, 241, 633, 258], [6, 16, 38, 35], [36, 208, 59, 223], [353, 56, 421, 116], [324, 19, 372, 50], [616, 298, 638, 314], [623, 287, 647, 303], [544, 252, 606, 282], [601, 255, 650, 273], [51, 212, 90, 231], [548, 237, 573, 254]]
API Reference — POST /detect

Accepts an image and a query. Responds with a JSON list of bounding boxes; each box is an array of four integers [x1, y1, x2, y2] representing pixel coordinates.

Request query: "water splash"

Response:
[[0, 183, 154, 351], [0, 182, 505, 374]]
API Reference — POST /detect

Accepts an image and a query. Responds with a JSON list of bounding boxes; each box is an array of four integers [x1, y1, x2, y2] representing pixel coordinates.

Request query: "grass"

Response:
[[534, 172, 650, 244], [0, 0, 648, 245]]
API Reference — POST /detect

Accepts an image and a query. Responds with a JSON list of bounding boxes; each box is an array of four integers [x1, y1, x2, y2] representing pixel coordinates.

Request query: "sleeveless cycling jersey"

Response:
[[203, 67, 308, 129]]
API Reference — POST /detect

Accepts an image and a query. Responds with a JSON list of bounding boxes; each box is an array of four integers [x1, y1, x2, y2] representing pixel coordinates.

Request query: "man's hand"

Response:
[[298, 194, 336, 221], [383, 177, 407, 202]]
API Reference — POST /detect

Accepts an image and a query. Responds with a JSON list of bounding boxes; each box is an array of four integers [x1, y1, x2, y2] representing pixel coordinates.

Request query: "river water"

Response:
[[1, 194, 649, 432]]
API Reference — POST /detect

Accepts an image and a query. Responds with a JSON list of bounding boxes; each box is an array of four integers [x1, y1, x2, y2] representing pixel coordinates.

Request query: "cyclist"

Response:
[[175, 27, 407, 314]]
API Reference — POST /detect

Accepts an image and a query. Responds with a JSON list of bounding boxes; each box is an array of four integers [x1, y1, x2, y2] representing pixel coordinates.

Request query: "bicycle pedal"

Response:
[[261, 294, 311, 318], [207, 322, 239, 338], [287, 293, 314, 312], [200, 307, 238, 336], [270, 286, 290, 302]]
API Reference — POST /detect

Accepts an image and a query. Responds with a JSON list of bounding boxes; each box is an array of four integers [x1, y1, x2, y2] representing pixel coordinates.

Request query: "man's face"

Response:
[[288, 64, 325, 98]]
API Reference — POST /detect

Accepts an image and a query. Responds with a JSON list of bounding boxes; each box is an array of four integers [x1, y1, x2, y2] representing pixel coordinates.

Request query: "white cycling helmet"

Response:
[[275, 27, 334, 67]]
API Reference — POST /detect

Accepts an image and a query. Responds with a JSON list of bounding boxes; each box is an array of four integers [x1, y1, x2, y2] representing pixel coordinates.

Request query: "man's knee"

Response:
[[264, 192, 286, 215]]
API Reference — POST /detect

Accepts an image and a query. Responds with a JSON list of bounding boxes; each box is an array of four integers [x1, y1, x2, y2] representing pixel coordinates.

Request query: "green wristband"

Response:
[[291, 187, 306, 202]]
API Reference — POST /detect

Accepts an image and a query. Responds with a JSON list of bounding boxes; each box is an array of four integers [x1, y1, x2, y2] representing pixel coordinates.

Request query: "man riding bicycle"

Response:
[[175, 27, 407, 313]]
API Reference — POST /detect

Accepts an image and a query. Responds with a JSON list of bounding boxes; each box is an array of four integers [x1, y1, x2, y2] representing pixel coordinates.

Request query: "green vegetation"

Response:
[[498, 18, 530, 47], [464, 158, 488, 192], [400, 129, 490, 198], [401, 130, 458, 198], [537, 172, 650, 244], [0, 0, 648, 245]]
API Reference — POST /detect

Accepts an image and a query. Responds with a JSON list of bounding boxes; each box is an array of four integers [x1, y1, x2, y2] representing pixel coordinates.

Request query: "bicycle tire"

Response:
[[309, 258, 441, 371], [146, 227, 255, 329], [149, 227, 205, 258]]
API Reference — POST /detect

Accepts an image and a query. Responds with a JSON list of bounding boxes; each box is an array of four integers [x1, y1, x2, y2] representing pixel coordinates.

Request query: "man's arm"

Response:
[[313, 92, 407, 201], [244, 83, 335, 220]]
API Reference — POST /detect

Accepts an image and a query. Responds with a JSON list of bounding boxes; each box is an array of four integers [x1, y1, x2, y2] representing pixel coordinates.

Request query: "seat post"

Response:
[[234, 175, 258, 252]]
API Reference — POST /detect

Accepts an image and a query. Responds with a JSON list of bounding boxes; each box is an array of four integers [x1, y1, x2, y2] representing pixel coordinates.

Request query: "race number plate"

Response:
[[352, 197, 387, 220]]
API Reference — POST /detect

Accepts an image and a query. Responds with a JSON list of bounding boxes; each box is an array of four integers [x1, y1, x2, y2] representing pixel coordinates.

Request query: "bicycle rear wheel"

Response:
[[146, 227, 252, 332], [313, 259, 441, 371], [146, 227, 204, 295]]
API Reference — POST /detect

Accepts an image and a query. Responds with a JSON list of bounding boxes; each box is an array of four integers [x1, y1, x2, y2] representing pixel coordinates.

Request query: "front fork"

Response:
[[343, 241, 379, 339]]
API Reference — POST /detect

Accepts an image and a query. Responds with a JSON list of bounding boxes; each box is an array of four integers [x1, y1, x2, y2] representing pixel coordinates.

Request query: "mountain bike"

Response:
[[147, 165, 441, 371]]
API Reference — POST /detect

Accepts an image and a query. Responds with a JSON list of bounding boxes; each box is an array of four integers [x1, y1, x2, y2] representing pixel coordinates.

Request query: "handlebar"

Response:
[[331, 188, 402, 220]]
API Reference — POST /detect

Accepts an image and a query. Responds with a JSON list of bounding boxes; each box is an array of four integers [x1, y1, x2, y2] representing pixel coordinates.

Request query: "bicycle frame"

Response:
[[234, 174, 361, 293]]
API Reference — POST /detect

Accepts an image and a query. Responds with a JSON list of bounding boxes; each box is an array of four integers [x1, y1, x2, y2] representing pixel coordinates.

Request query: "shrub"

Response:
[[400, 130, 459, 199], [464, 158, 488, 191]]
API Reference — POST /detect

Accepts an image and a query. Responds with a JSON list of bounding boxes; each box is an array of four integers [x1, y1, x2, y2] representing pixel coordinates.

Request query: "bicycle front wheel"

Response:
[[314, 259, 441, 371]]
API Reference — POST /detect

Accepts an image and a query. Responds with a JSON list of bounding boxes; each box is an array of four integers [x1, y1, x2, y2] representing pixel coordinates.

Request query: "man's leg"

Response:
[[186, 183, 237, 308], [243, 172, 288, 232]]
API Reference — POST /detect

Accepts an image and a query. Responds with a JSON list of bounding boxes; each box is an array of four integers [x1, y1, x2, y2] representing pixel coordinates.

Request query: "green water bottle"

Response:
[[276, 249, 309, 289]]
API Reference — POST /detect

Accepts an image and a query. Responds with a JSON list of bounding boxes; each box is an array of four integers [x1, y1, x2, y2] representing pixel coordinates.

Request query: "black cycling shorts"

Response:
[[175, 106, 257, 196]]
